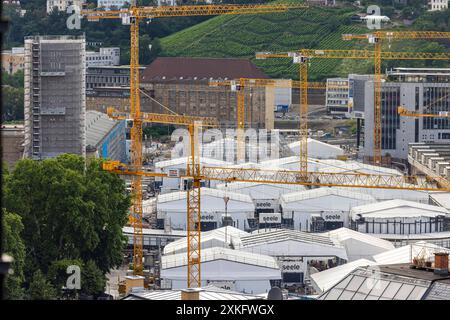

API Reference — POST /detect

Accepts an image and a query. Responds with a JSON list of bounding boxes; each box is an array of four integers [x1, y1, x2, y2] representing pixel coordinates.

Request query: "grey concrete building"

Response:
[[23, 35, 86, 159], [361, 68, 450, 162], [86, 65, 144, 90]]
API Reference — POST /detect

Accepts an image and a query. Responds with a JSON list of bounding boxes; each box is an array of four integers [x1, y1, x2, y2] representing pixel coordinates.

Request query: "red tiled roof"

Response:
[[141, 57, 269, 82]]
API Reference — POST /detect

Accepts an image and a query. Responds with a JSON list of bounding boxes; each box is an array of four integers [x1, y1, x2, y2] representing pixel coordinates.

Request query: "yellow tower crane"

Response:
[[256, 49, 450, 172], [398, 107, 450, 118], [81, 2, 308, 283], [398, 91, 450, 118], [208, 78, 339, 162], [106, 107, 217, 278], [342, 31, 450, 165]]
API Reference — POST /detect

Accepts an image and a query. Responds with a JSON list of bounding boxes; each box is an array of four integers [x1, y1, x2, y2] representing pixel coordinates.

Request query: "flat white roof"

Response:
[[161, 247, 279, 270], [280, 188, 376, 204], [350, 199, 449, 219], [310, 258, 377, 293], [157, 187, 253, 204], [325, 228, 395, 251]]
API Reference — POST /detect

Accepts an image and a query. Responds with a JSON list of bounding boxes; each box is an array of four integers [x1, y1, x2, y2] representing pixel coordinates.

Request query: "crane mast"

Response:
[[256, 48, 450, 172], [82, 2, 307, 285], [342, 31, 450, 165]]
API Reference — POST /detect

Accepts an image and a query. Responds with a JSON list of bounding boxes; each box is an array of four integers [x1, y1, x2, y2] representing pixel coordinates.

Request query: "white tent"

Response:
[[163, 226, 248, 255], [161, 247, 281, 294], [325, 228, 395, 262], [280, 188, 376, 231], [288, 138, 344, 159], [372, 241, 450, 265], [157, 187, 255, 231], [154, 157, 232, 192]]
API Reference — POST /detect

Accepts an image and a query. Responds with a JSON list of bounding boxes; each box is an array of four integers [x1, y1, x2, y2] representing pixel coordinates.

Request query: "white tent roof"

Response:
[[216, 181, 305, 198], [157, 187, 253, 204], [350, 199, 449, 219], [161, 247, 279, 270], [280, 188, 376, 204], [429, 192, 450, 209], [123, 286, 263, 300], [155, 156, 231, 168], [310, 259, 377, 293], [288, 138, 344, 158], [239, 229, 338, 248], [334, 186, 430, 202], [325, 228, 395, 252], [163, 226, 248, 255], [372, 241, 450, 265], [259, 157, 401, 176]]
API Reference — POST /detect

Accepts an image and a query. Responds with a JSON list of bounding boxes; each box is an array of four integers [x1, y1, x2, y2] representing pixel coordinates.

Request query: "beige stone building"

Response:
[[140, 57, 270, 129], [1, 124, 24, 168]]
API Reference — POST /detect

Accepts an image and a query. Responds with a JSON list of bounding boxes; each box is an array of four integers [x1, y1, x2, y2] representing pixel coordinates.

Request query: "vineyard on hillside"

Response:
[[160, 5, 449, 80]]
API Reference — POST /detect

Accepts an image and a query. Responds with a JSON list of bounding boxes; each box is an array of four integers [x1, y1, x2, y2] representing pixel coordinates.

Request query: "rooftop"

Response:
[[318, 265, 437, 300], [372, 241, 450, 265], [161, 247, 279, 270], [350, 199, 449, 219], [157, 187, 253, 204], [429, 192, 450, 209], [141, 57, 269, 82], [325, 228, 395, 252], [240, 229, 338, 248], [280, 187, 376, 204], [123, 285, 263, 300], [155, 156, 231, 168], [163, 226, 248, 255], [86, 111, 119, 148], [310, 258, 377, 293]]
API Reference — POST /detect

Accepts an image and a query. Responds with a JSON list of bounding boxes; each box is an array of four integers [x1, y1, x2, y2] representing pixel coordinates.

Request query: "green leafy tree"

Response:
[[47, 259, 83, 297], [3, 154, 130, 295], [2, 209, 26, 299], [27, 270, 57, 300], [81, 260, 107, 297], [2, 86, 24, 121]]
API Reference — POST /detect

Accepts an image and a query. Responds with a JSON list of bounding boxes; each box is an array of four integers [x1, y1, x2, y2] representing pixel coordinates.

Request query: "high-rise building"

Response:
[[361, 67, 450, 162], [23, 35, 86, 159]]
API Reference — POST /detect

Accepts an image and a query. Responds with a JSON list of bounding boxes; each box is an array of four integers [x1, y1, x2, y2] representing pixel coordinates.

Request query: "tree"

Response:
[[2, 209, 26, 299], [47, 259, 83, 297], [27, 270, 57, 300], [81, 260, 107, 297], [2, 86, 24, 121], [3, 154, 130, 294]]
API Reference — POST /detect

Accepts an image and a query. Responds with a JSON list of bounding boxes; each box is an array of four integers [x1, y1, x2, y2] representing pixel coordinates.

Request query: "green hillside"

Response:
[[160, 4, 449, 80]]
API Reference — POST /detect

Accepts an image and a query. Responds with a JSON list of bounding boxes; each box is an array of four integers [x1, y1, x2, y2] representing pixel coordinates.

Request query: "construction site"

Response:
[[1, 0, 450, 303]]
